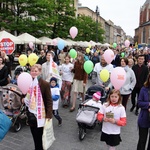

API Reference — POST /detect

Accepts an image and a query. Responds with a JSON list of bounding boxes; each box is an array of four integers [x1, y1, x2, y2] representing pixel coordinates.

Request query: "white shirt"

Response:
[[59, 63, 74, 82], [50, 87, 60, 110], [93, 63, 113, 86], [100, 103, 126, 134]]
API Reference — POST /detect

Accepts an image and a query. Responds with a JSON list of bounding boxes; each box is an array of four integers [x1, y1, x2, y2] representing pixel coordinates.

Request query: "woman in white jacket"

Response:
[[120, 58, 136, 110]]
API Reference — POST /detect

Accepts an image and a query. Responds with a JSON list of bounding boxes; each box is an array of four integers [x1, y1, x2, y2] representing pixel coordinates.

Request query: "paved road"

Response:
[[0, 80, 139, 150]]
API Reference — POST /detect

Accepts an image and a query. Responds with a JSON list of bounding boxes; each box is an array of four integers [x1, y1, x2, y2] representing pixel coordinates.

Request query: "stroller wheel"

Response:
[[78, 127, 86, 141], [13, 121, 22, 132]]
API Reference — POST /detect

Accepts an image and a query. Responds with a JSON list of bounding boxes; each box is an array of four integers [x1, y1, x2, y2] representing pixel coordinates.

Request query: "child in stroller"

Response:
[[76, 91, 103, 141], [0, 84, 26, 132]]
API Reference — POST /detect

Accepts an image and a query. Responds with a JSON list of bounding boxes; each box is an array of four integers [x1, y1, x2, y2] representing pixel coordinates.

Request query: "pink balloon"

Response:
[[17, 72, 32, 94], [29, 42, 34, 49], [69, 26, 78, 39], [52, 39, 57, 46], [124, 40, 130, 48], [110, 67, 127, 90], [103, 49, 114, 64]]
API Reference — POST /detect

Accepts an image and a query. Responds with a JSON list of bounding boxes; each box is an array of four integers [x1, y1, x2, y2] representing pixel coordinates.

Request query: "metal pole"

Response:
[[96, 6, 99, 43]]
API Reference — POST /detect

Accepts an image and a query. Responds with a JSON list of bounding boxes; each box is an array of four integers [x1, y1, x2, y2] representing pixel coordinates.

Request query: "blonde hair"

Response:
[[30, 64, 42, 72], [106, 89, 122, 106]]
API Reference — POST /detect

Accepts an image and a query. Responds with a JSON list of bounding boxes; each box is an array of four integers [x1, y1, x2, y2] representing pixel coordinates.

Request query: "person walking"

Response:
[[97, 89, 126, 150], [120, 58, 136, 110], [130, 55, 149, 115], [59, 55, 74, 107], [50, 77, 62, 126], [137, 73, 150, 150], [70, 53, 88, 112], [24, 64, 52, 150]]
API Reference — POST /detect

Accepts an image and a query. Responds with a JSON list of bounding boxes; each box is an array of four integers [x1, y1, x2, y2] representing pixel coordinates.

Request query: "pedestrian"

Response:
[[70, 52, 88, 112], [24, 64, 52, 150], [130, 55, 149, 115], [97, 89, 126, 150], [50, 77, 62, 126], [120, 58, 136, 110], [42, 51, 58, 82], [59, 55, 74, 107], [0, 56, 9, 110], [93, 55, 114, 91], [36, 50, 46, 65], [137, 73, 150, 150]]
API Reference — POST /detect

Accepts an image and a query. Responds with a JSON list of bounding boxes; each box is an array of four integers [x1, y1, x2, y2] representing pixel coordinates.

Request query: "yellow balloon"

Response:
[[18, 54, 28, 66], [86, 48, 90, 54], [100, 69, 110, 82], [88, 44, 91, 49], [28, 53, 39, 66]]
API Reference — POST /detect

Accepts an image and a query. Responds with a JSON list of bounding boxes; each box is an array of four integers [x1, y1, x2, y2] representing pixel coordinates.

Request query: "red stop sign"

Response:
[[0, 38, 15, 55]]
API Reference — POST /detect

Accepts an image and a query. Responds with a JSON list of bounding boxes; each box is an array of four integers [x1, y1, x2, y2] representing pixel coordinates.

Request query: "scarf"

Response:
[[25, 77, 45, 127]]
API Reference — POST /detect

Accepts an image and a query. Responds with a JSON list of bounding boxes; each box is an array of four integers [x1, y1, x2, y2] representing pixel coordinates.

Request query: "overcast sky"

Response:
[[79, 0, 146, 37]]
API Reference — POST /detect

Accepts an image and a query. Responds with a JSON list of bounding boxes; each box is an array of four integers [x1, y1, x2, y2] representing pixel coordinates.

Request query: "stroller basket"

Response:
[[76, 104, 99, 126]]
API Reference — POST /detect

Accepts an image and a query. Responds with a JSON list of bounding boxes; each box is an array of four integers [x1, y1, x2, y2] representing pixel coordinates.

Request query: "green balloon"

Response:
[[113, 43, 117, 48], [83, 60, 94, 74], [121, 52, 125, 57], [69, 49, 77, 58]]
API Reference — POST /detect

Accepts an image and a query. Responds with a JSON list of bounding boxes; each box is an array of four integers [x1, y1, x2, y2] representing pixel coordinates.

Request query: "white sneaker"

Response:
[[79, 97, 82, 101]]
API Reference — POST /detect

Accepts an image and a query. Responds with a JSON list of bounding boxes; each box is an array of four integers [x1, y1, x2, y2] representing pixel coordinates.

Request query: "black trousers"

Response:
[[131, 87, 141, 111], [121, 94, 130, 110], [53, 110, 62, 122], [30, 126, 43, 150], [137, 127, 150, 150]]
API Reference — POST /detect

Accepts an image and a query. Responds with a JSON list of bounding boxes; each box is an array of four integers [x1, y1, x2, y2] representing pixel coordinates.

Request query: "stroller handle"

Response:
[[79, 103, 100, 112]]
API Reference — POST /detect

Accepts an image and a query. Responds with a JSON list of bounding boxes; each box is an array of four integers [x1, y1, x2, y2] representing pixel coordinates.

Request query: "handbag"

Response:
[[76, 109, 97, 126], [26, 111, 37, 126], [0, 109, 12, 141], [42, 119, 55, 150]]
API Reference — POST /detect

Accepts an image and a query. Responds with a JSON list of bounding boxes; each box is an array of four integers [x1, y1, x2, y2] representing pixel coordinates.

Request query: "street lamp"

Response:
[[95, 6, 100, 42]]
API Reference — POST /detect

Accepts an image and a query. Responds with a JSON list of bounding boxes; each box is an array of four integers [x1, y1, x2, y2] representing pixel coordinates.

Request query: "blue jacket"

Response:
[[138, 86, 150, 128]]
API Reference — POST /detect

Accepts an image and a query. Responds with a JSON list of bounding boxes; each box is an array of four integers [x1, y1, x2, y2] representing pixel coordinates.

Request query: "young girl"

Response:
[[50, 77, 62, 126], [97, 89, 126, 150], [59, 55, 74, 107]]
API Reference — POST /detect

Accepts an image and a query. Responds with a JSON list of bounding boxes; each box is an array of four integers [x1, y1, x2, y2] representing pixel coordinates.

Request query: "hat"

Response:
[[93, 92, 101, 101], [50, 77, 57, 83]]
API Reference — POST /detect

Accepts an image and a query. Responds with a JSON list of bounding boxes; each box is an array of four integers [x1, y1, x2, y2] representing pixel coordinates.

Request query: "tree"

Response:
[[50, 0, 76, 38], [75, 15, 105, 42], [0, 0, 55, 37]]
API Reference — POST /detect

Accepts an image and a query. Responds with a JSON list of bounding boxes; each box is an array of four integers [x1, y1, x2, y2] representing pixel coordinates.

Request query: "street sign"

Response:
[[0, 38, 15, 55]]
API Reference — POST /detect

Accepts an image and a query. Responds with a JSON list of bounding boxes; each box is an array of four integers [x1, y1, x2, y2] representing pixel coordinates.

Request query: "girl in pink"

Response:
[[97, 89, 126, 150]]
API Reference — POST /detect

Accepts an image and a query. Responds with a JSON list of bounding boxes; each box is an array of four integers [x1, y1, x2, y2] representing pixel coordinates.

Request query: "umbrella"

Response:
[[39, 36, 52, 45], [0, 30, 22, 44], [17, 33, 42, 44]]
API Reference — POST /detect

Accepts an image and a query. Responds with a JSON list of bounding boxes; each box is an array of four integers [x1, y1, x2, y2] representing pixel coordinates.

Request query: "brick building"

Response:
[[135, 0, 150, 44]]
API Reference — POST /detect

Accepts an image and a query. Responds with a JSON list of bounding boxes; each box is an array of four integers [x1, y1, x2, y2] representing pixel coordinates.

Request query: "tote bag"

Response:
[[42, 119, 55, 150], [0, 109, 12, 141]]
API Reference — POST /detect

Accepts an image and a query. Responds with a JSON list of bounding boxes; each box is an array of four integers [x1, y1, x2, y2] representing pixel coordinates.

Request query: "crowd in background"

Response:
[[1, 44, 150, 150]]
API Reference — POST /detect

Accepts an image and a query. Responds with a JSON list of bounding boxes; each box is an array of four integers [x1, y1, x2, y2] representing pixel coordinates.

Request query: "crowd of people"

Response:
[[0, 45, 150, 150]]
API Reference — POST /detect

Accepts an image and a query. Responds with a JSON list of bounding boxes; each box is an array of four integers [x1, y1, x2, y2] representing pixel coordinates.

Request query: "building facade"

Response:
[[135, 0, 150, 44]]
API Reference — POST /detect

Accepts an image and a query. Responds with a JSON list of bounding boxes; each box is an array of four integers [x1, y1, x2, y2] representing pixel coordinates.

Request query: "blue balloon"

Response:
[[57, 40, 65, 50]]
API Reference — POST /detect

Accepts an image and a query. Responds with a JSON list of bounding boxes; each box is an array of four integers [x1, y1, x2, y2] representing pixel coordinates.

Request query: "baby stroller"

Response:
[[85, 85, 107, 104], [0, 84, 26, 132], [76, 101, 100, 141]]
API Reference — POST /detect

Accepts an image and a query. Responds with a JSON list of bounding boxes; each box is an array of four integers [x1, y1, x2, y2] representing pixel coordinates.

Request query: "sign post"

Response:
[[0, 38, 15, 55]]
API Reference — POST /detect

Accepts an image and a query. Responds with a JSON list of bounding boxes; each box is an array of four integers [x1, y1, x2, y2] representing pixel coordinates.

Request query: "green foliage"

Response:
[[0, 0, 104, 42], [75, 15, 105, 42]]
